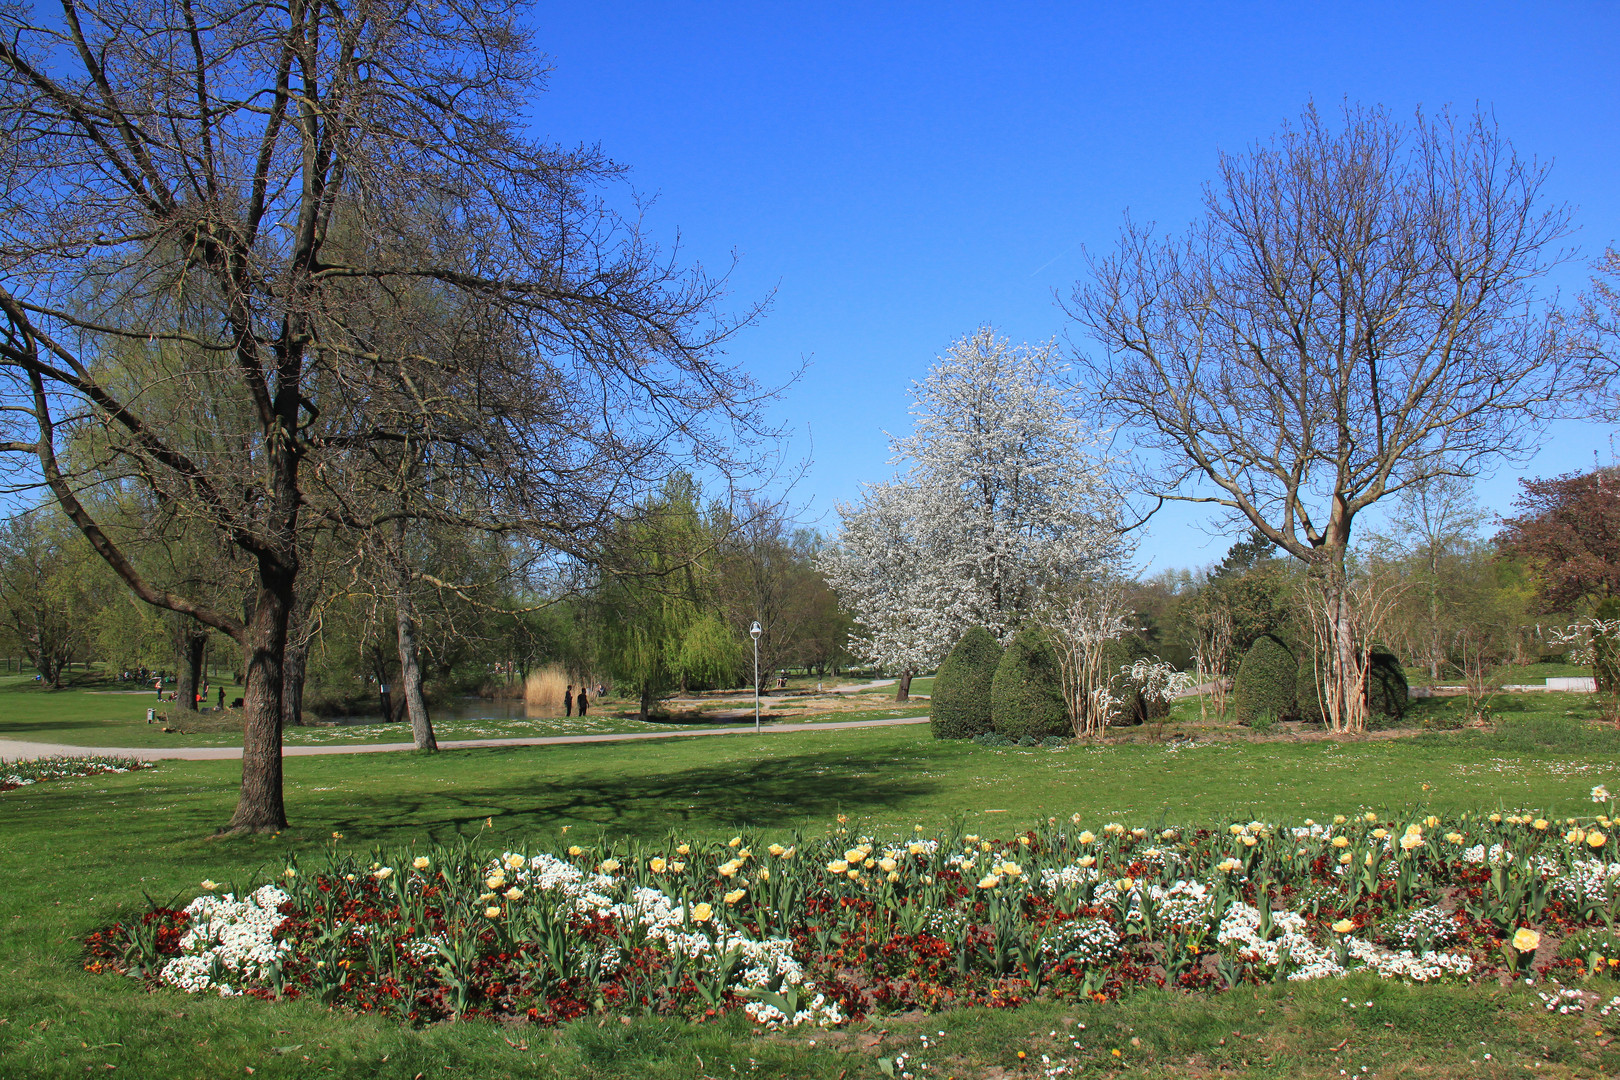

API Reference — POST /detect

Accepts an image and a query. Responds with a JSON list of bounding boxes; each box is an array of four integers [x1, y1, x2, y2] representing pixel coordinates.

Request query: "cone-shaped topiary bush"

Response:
[[1234, 633, 1296, 726], [930, 626, 1003, 739], [990, 627, 1070, 740]]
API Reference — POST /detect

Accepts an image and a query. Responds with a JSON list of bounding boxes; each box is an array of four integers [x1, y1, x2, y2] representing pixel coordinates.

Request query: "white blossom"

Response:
[[821, 329, 1124, 672]]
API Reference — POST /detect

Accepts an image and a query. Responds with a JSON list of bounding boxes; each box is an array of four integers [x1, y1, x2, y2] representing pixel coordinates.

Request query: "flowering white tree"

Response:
[[820, 328, 1124, 700], [815, 481, 958, 700]]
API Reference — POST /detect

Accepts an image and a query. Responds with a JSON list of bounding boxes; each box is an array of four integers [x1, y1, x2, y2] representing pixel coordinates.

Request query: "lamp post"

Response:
[[750, 621, 762, 733]]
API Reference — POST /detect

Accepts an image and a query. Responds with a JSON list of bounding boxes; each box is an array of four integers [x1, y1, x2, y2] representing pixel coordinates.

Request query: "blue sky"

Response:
[[529, 2, 1619, 572]]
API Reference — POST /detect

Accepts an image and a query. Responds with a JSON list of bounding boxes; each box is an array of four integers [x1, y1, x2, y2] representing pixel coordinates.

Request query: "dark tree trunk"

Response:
[[895, 668, 915, 703], [639, 682, 653, 723], [391, 535, 437, 752], [281, 638, 306, 727], [224, 560, 290, 833], [176, 631, 206, 712]]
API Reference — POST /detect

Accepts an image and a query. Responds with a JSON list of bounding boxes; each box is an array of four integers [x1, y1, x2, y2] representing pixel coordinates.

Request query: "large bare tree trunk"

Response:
[[895, 668, 915, 703], [226, 563, 291, 833], [392, 577, 437, 752], [176, 630, 206, 712]]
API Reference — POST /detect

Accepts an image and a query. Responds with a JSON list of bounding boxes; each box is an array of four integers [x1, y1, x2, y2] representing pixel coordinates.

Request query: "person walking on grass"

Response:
[[577, 684, 589, 716], [564, 684, 573, 717]]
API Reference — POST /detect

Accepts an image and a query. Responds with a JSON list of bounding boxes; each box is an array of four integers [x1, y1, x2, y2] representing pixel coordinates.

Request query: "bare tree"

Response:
[[1044, 579, 1131, 738], [1069, 102, 1578, 733], [0, 0, 775, 831], [1583, 248, 1620, 417], [1297, 564, 1407, 732], [1364, 475, 1487, 679], [1190, 603, 1234, 719]]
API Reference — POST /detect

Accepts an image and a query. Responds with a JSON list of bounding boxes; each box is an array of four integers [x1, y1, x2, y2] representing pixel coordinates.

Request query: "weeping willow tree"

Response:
[[597, 476, 744, 720]]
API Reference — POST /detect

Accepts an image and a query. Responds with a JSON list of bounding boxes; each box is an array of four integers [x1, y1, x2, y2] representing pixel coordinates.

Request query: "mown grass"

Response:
[[7, 701, 1620, 1076]]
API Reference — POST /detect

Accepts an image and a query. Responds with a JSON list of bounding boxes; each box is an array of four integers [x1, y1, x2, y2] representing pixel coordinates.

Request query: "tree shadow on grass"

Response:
[[3, 744, 942, 865], [312, 746, 941, 843]]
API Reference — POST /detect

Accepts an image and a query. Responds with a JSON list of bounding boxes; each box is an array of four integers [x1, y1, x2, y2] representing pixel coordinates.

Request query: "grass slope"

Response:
[[5, 709, 1620, 1076]]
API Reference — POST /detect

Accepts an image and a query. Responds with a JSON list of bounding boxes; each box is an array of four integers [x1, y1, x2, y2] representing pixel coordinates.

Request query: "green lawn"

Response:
[[6, 697, 1620, 1077]]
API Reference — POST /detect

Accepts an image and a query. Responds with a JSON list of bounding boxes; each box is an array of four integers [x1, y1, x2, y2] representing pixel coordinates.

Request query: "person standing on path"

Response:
[[563, 685, 573, 717], [577, 685, 589, 716]]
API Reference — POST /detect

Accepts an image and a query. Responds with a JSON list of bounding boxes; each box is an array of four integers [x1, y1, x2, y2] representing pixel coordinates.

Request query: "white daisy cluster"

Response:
[[922, 908, 968, 939], [1218, 901, 1473, 984], [1538, 986, 1587, 1014], [1217, 902, 1342, 980], [1042, 917, 1122, 966], [1149, 880, 1213, 928], [1549, 859, 1620, 908], [498, 851, 617, 912], [1380, 904, 1459, 952], [159, 885, 291, 996], [1343, 938, 1475, 981], [1038, 864, 1101, 891], [1462, 843, 1510, 866]]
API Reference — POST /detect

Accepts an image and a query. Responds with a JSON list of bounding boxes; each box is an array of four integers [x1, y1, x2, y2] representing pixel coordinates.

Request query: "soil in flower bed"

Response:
[[84, 803, 1620, 1034]]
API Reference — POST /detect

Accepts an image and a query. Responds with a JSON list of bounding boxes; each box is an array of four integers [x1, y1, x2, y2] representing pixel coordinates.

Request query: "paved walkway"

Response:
[[0, 714, 931, 762]]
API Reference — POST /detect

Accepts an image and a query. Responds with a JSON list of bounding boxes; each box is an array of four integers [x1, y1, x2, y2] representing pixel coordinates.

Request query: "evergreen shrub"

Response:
[[1296, 656, 1325, 726], [929, 626, 1003, 740], [990, 627, 1070, 740], [1234, 633, 1296, 726], [1365, 645, 1407, 721]]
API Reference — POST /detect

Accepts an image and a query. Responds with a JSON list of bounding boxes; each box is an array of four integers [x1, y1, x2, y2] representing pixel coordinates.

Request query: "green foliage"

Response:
[[989, 627, 1069, 740], [1366, 645, 1408, 720], [930, 626, 1003, 739], [596, 475, 744, 714], [1234, 633, 1296, 726]]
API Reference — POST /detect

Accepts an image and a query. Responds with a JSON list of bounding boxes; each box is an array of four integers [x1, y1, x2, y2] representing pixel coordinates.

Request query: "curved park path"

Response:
[[0, 714, 931, 763]]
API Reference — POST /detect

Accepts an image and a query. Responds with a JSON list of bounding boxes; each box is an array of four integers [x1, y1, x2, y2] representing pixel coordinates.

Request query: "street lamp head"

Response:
[[750, 621, 762, 640]]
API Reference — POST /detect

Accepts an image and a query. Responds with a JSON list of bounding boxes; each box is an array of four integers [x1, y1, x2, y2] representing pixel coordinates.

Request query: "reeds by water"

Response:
[[523, 664, 569, 710]]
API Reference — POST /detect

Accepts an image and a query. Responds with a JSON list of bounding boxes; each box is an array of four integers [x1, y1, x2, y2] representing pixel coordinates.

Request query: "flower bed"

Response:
[[2, 755, 152, 793], [86, 792, 1620, 1027]]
